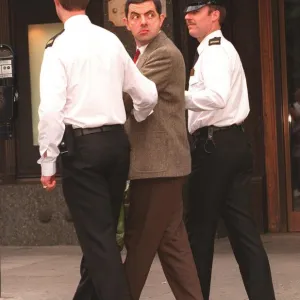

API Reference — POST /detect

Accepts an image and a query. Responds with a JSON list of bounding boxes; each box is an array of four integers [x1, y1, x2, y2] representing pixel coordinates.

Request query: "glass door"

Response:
[[280, 0, 300, 231]]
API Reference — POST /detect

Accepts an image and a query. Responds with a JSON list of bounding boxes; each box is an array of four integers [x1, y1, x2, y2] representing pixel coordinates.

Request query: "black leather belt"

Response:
[[73, 124, 124, 137], [193, 124, 243, 138]]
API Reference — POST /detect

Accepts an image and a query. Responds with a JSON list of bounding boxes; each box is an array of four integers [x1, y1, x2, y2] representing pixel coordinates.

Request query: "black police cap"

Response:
[[184, 0, 224, 14]]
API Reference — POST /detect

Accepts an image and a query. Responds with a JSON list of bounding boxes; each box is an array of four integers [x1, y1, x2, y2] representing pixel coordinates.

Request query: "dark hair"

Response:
[[208, 5, 227, 25], [125, 0, 162, 17], [58, 0, 90, 11]]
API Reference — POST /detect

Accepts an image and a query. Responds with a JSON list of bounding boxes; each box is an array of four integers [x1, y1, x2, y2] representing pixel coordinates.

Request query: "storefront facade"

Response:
[[0, 0, 299, 245]]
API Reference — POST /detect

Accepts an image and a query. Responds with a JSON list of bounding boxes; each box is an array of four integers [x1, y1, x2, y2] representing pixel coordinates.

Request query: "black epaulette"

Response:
[[209, 37, 221, 46], [45, 30, 65, 49]]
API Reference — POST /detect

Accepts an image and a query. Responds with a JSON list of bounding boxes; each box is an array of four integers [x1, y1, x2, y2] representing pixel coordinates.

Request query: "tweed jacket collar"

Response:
[[136, 31, 168, 69]]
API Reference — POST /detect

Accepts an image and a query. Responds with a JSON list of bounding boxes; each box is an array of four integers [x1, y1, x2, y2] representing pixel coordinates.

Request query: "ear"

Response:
[[159, 14, 166, 27], [212, 9, 220, 22], [123, 17, 131, 31]]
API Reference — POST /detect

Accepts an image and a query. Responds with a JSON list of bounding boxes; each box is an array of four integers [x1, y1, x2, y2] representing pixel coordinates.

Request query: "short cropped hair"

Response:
[[125, 0, 162, 17], [58, 0, 90, 11]]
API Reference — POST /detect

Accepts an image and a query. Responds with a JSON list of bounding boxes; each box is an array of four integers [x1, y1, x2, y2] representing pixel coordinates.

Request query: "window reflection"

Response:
[[28, 23, 63, 145], [285, 1, 300, 211]]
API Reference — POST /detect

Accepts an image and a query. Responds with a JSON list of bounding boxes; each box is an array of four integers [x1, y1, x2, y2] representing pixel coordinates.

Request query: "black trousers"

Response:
[[185, 126, 276, 300], [61, 129, 131, 300]]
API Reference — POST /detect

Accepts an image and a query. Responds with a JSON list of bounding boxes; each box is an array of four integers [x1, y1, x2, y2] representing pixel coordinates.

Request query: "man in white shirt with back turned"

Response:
[[37, 0, 157, 299]]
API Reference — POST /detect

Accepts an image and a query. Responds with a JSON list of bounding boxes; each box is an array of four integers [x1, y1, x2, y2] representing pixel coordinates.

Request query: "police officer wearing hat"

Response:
[[184, 1, 276, 299], [37, 0, 158, 299]]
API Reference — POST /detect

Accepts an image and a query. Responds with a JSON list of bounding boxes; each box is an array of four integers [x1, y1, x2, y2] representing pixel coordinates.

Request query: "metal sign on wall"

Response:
[[108, 0, 167, 27], [0, 60, 13, 79]]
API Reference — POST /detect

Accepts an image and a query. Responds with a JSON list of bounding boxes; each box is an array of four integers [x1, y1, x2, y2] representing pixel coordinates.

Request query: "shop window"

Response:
[[28, 23, 63, 145]]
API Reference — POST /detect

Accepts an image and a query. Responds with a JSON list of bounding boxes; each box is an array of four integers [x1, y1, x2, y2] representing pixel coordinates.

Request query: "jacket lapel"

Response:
[[136, 31, 168, 70], [136, 51, 147, 69]]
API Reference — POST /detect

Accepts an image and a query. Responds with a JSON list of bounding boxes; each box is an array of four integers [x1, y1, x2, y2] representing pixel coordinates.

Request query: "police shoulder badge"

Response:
[[45, 30, 65, 49], [209, 37, 221, 46]]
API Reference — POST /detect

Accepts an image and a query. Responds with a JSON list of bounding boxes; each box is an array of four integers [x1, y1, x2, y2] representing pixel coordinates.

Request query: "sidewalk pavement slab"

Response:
[[1, 234, 300, 299]]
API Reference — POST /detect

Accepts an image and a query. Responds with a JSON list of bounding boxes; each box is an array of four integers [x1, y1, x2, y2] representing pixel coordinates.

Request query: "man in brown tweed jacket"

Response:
[[123, 1, 203, 299]]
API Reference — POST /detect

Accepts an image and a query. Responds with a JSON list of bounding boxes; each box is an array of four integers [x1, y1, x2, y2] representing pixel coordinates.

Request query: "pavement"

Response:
[[1, 234, 300, 300]]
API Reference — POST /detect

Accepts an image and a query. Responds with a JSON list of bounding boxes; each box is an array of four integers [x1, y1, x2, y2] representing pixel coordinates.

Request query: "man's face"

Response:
[[124, 1, 165, 46], [185, 6, 219, 41]]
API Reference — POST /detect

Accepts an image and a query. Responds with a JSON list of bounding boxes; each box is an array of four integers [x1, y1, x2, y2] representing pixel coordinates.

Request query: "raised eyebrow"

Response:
[[145, 10, 156, 14], [130, 11, 140, 17], [130, 10, 156, 16]]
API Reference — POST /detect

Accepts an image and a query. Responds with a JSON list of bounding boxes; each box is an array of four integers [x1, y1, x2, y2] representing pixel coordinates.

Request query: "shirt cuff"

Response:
[[132, 109, 153, 122], [185, 90, 193, 109], [41, 162, 56, 177]]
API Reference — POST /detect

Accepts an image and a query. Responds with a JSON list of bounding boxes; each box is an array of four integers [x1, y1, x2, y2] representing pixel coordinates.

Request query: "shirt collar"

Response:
[[197, 29, 223, 55], [64, 15, 91, 30], [137, 44, 149, 56]]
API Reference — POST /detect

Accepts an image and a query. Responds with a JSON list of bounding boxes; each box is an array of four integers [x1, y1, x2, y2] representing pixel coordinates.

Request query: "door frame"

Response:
[[176, 0, 268, 232]]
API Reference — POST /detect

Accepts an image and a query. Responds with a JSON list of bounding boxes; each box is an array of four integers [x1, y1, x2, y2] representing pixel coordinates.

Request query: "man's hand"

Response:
[[41, 175, 56, 192]]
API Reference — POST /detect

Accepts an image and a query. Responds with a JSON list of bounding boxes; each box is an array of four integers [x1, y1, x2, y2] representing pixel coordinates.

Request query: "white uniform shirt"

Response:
[[38, 15, 158, 176], [185, 30, 250, 134]]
